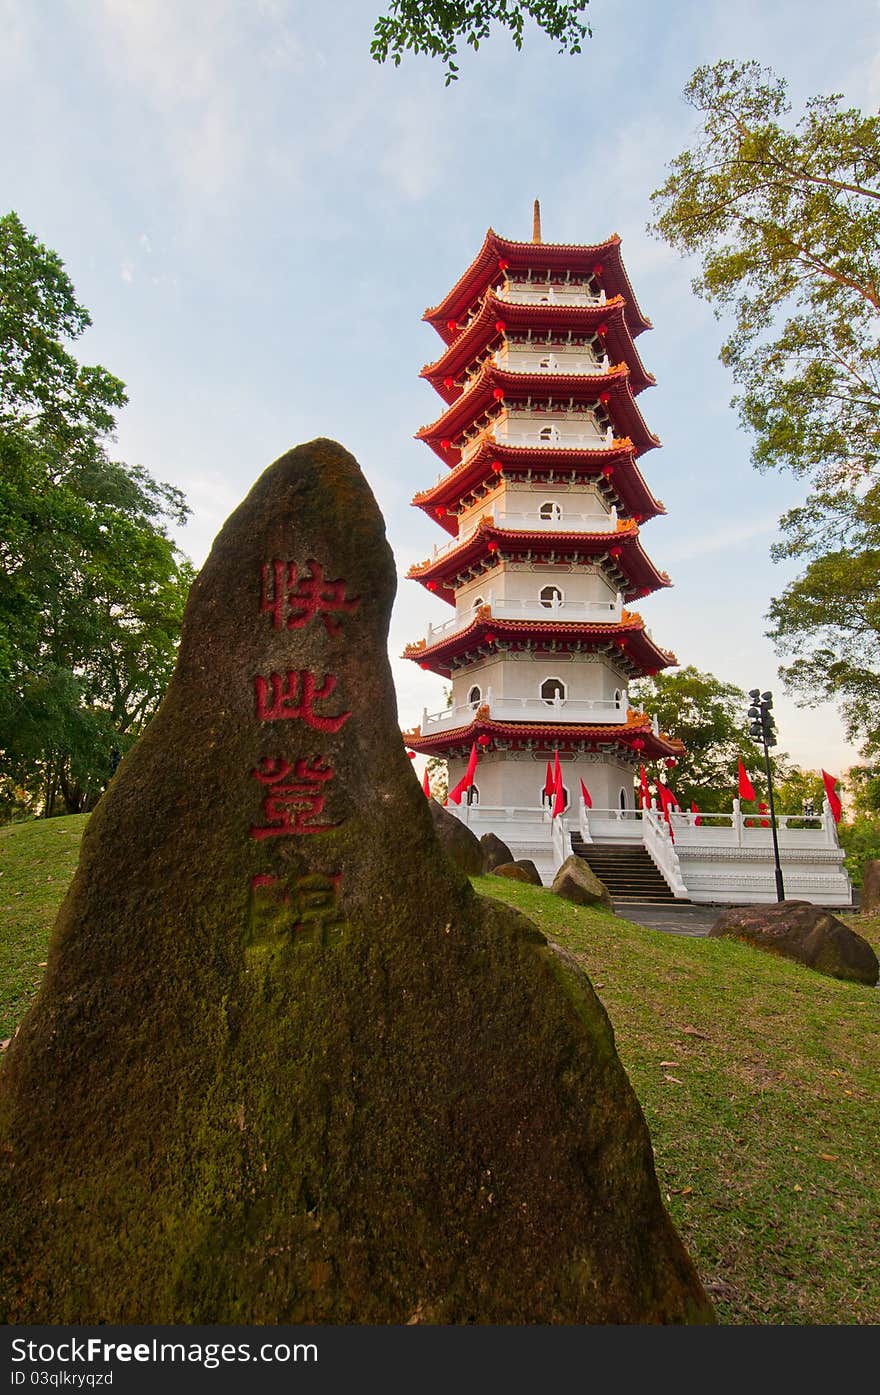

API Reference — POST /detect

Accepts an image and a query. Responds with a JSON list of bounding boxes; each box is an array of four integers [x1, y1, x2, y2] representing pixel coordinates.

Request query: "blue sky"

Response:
[[4, 0, 878, 780]]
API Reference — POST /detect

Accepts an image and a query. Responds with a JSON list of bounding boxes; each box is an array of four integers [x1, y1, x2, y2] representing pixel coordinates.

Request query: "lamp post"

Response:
[[748, 688, 785, 902]]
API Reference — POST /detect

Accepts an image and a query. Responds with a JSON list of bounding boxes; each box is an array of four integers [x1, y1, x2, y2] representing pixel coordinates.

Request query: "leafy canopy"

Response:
[[0, 212, 192, 819], [370, 1, 590, 83], [650, 61, 879, 515]]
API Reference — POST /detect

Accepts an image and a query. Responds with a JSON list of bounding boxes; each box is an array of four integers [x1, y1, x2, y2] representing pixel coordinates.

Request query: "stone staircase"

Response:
[[569, 836, 681, 903]]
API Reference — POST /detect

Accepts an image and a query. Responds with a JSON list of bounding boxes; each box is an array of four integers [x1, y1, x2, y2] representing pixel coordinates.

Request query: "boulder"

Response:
[[480, 831, 514, 872], [552, 855, 613, 910], [493, 860, 543, 887], [0, 440, 712, 1325], [710, 901, 878, 985], [860, 859, 880, 914], [428, 798, 484, 876]]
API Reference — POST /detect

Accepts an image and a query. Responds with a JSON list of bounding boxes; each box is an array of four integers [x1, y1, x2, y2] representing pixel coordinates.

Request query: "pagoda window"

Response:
[[468, 685, 482, 708], [540, 585, 563, 608], [541, 677, 566, 704], [613, 687, 623, 709], [539, 501, 562, 522], [538, 425, 559, 442], [619, 787, 628, 812]]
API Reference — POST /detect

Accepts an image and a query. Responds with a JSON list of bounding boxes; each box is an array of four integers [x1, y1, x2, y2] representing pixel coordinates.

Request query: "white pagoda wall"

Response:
[[446, 749, 637, 813], [456, 566, 619, 612], [450, 654, 628, 706]]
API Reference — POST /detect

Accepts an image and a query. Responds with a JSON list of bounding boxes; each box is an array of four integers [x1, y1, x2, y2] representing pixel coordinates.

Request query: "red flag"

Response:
[[543, 760, 555, 799], [579, 779, 592, 809], [448, 742, 479, 805], [656, 781, 676, 841], [639, 764, 650, 810], [822, 769, 842, 824], [552, 749, 565, 818], [737, 758, 756, 802], [690, 800, 701, 827], [422, 767, 431, 798]]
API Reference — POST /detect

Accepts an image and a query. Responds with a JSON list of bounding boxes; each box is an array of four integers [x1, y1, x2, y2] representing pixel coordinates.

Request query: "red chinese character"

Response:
[[259, 559, 360, 635], [254, 670, 352, 732], [250, 756, 336, 839]]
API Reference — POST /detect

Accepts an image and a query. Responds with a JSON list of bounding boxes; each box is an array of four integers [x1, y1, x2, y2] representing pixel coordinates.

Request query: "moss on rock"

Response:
[[0, 440, 712, 1324]]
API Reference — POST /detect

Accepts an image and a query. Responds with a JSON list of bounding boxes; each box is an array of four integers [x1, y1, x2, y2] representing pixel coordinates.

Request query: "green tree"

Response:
[[370, 1, 590, 83], [650, 61, 879, 513], [651, 62, 880, 752], [631, 665, 787, 812], [0, 213, 193, 817], [766, 486, 880, 755]]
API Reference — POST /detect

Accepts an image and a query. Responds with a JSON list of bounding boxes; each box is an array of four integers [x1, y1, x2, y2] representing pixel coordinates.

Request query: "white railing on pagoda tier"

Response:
[[496, 284, 607, 308], [428, 503, 619, 563], [458, 422, 614, 467], [492, 350, 611, 377], [421, 694, 629, 736], [421, 593, 624, 647]]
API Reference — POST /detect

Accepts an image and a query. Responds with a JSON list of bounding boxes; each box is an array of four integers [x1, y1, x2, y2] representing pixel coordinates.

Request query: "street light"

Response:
[[747, 688, 785, 902]]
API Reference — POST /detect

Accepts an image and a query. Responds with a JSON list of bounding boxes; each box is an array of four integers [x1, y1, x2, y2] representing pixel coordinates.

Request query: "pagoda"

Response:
[[402, 205, 684, 825]]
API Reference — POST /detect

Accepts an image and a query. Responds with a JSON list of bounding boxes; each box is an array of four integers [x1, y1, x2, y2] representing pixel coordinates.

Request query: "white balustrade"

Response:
[[496, 285, 607, 308], [493, 351, 611, 377], [420, 694, 629, 736], [421, 592, 624, 646], [642, 807, 689, 898]]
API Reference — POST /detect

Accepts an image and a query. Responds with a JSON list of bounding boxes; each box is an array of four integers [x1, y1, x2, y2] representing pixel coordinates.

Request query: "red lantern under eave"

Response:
[[447, 319, 457, 332], [592, 263, 603, 277], [491, 460, 503, 473], [407, 750, 417, 759], [632, 738, 645, 751], [610, 546, 622, 558], [426, 580, 438, 592], [495, 319, 506, 333], [440, 438, 453, 451], [498, 258, 509, 271], [597, 323, 608, 336], [419, 662, 430, 670], [484, 631, 496, 642], [443, 376, 455, 389], [487, 542, 498, 553], [492, 388, 505, 401], [477, 734, 491, 746], [599, 391, 610, 405], [602, 465, 614, 477], [434, 506, 446, 517]]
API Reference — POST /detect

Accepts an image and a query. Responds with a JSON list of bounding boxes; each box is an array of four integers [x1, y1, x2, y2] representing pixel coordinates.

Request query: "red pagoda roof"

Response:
[[412, 438, 665, 536], [420, 292, 655, 402], [407, 518, 671, 605], [424, 230, 652, 342], [416, 361, 659, 463], [402, 607, 676, 680], [402, 711, 685, 761]]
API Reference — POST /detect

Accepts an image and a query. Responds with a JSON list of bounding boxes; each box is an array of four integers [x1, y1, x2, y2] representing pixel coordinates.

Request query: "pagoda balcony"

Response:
[[497, 283, 607, 309], [491, 350, 611, 377], [422, 592, 624, 644], [460, 423, 614, 464], [420, 693, 630, 736], [428, 503, 619, 564]]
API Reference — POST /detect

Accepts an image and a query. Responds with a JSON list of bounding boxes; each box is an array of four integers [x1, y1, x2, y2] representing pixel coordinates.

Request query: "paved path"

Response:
[[613, 901, 723, 937]]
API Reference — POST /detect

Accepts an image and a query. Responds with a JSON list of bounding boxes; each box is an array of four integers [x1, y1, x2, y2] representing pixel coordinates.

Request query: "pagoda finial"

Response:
[[532, 199, 542, 243]]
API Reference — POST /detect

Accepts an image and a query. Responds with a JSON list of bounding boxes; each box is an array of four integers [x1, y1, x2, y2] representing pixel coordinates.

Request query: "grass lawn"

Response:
[[1, 815, 877, 1324]]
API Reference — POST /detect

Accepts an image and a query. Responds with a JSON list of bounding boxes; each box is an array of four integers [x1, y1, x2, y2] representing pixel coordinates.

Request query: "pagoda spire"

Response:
[[532, 198, 542, 243]]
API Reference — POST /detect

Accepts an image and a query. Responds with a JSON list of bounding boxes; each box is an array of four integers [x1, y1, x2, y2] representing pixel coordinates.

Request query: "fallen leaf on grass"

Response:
[[659, 1060, 679, 1067], [663, 1074, 683, 1084], [680, 1026, 708, 1039], [793, 1184, 803, 1192], [37, 961, 47, 967], [818, 1154, 839, 1162]]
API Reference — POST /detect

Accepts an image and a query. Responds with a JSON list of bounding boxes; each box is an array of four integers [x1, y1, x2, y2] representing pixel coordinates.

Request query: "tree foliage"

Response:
[[370, 1, 590, 83], [0, 213, 193, 818], [650, 60, 879, 512], [630, 665, 788, 812]]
